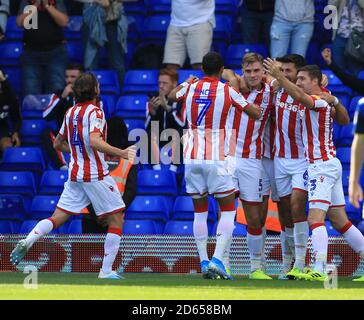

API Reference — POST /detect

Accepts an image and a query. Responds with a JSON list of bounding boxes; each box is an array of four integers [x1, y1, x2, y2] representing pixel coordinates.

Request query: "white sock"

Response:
[[280, 230, 293, 273], [222, 236, 233, 270], [193, 212, 209, 262], [25, 219, 54, 249], [261, 227, 267, 270], [213, 211, 236, 261], [293, 221, 309, 271], [101, 232, 121, 274], [342, 223, 364, 254], [312, 225, 328, 273], [247, 228, 263, 272], [285, 227, 295, 256]]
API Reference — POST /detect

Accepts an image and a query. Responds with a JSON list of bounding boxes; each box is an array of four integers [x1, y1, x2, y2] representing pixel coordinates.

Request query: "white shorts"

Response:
[[184, 160, 235, 198], [57, 175, 125, 217], [262, 157, 280, 202], [228, 157, 263, 203], [163, 22, 213, 66], [308, 157, 346, 212], [274, 157, 308, 198]]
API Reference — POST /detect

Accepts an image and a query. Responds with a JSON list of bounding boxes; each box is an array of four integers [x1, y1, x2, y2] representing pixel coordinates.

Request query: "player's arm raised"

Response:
[[222, 69, 240, 91], [319, 92, 350, 125], [168, 76, 198, 102], [264, 58, 315, 109]]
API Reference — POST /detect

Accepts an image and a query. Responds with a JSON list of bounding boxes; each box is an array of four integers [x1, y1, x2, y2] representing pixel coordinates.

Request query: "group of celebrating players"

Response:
[[9, 49, 364, 281]]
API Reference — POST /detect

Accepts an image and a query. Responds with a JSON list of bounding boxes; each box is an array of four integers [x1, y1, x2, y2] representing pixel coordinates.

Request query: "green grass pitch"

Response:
[[0, 273, 364, 300]]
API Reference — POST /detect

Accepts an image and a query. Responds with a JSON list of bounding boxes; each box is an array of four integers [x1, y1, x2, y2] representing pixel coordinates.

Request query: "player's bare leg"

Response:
[[98, 211, 125, 279], [244, 202, 272, 280], [290, 189, 309, 274], [207, 193, 236, 280], [10, 208, 70, 265], [192, 195, 211, 278], [328, 207, 364, 281]]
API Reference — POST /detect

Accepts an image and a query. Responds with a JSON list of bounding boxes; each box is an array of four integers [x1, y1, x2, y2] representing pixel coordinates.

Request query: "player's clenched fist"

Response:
[[124, 145, 137, 162]]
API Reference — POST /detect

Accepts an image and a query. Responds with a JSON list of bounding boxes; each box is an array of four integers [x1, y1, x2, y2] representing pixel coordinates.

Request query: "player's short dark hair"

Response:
[[298, 65, 323, 86], [66, 63, 85, 73], [159, 68, 179, 83], [73, 72, 99, 103], [202, 51, 224, 76], [278, 54, 307, 69]]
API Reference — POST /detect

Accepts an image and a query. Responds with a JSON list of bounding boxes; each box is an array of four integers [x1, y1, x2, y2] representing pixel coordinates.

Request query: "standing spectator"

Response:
[[42, 63, 84, 170], [146, 68, 186, 172], [329, 0, 364, 76], [16, 0, 69, 96], [0, 0, 9, 41], [163, 0, 215, 70], [270, 0, 314, 59], [241, 0, 275, 52], [0, 69, 21, 156], [82, 0, 128, 90]]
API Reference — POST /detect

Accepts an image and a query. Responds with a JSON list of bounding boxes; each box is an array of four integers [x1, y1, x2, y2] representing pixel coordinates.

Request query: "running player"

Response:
[[223, 53, 275, 280], [265, 60, 364, 281], [10, 73, 136, 279], [168, 52, 261, 279]]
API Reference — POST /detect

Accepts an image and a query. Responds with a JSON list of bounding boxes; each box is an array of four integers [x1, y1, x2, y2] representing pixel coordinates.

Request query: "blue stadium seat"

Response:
[[322, 69, 352, 95], [332, 122, 341, 145], [39, 170, 68, 195], [164, 220, 194, 235], [215, 0, 239, 13], [100, 93, 117, 119], [172, 196, 218, 221], [0, 172, 36, 197], [114, 95, 148, 118], [22, 94, 52, 119], [29, 195, 60, 220], [336, 147, 351, 170], [137, 170, 178, 195], [58, 220, 72, 234], [0, 221, 14, 234], [0, 147, 46, 172], [225, 44, 268, 68], [65, 16, 83, 40], [68, 219, 83, 234], [146, 0, 171, 13], [123, 0, 146, 14], [338, 123, 354, 146], [3, 67, 21, 95], [123, 70, 159, 94], [177, 70, 204, 83], [345, 196, 362, 224], [141, 15, 170, 44], [125, 196, 169, 230], [5, 16, 23, 40], [123, 219, 157, 234], [335, 93, 350, 112], [342, 169, 350, 194], [349, 96, 364, 119], [127, 15, 144, 42], [212, 221, 247, 236], [214, 15, 233, 42], [67, 40, 83, 63], [326, 221, 341, 236], [93, 70, 120, 95], [0, 42, 22, 65], [124, 118, 146, 132], [20, 119, 48, 145], [0, 194, 26, 221], [358, 70, 364, 80], [358, 220, 364, 234]]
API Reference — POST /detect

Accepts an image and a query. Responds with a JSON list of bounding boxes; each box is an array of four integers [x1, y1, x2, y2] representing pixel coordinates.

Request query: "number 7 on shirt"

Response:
[[195, 98, 212, 126]]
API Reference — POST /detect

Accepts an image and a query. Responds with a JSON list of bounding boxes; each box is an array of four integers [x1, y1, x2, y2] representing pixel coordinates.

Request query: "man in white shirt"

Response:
[[163, 0, 215, 70]]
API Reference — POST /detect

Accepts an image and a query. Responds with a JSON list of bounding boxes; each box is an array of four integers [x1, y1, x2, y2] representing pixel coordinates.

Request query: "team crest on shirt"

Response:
[[109, 185, 114, 192], [320, 176, 325, 183], [263, 92, 270, 105]]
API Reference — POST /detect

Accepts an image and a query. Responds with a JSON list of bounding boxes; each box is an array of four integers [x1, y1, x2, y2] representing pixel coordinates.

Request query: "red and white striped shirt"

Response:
[[275, 89, 306, 159], [227, 82, 274, 159], [176, 77, 249, 161], [301, 96, 336, 164], [262, 107, 276, 160], [59, 102, 109, 182]]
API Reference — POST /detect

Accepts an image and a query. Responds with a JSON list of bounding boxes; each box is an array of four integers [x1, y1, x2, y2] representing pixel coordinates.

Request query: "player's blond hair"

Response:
[[242, 53, 264, 68]]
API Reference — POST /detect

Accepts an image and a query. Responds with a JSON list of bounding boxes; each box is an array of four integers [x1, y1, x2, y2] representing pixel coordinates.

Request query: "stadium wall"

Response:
[[1, 235, 362, 276]]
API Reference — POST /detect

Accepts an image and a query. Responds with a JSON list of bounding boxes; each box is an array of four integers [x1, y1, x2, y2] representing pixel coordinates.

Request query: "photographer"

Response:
[[0, 70, 22, 156], [145, 68, 186, 172], [16, 0, 69, 95]]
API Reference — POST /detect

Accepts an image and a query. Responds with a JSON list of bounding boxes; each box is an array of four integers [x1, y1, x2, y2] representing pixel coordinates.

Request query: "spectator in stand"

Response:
[[322, 48, 364, 95], [42, 63, 84, 170], [329, 0, 364, 76], [270, 0, 314, 59], [82, 0, 128, 90], [241, 0, 275, 52], [163, 0, 215, 70], [16, 0, 69, 96], [0, 69, 22, 156], [146, 68, 187, 172], [0, 0, 9, 41]]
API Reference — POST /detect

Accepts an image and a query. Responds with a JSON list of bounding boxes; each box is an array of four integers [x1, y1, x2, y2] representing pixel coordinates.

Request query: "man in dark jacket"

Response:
[[0, 69, 22, 156]]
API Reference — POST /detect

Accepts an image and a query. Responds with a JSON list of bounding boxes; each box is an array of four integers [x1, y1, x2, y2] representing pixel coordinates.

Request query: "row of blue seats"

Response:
[[0, 218, 359, 237]]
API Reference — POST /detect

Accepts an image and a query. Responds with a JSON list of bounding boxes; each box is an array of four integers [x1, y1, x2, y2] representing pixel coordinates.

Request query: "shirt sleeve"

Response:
[[89, 108, 106, 135], [229, 87, 249, 112], [176, 84, 189, 102], [58, 114, 68, 140], [354, 104, 364, 134], [310, 95, 329, 111]]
